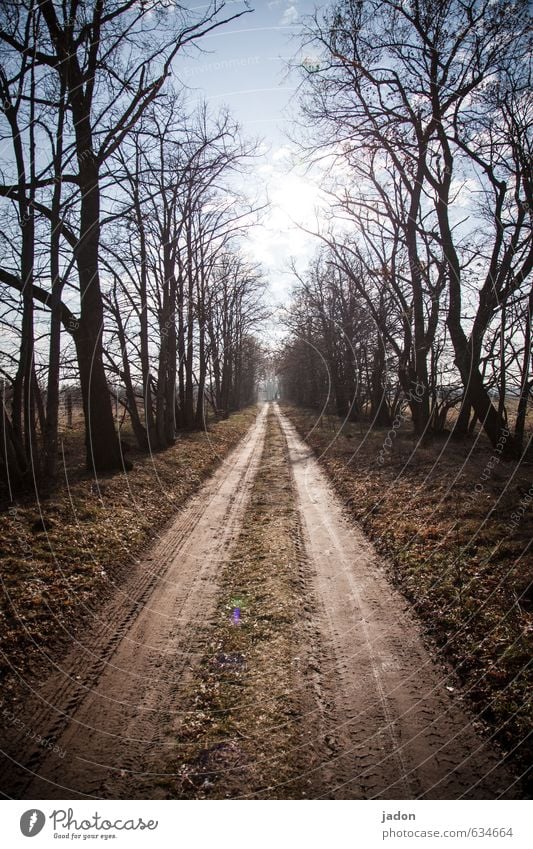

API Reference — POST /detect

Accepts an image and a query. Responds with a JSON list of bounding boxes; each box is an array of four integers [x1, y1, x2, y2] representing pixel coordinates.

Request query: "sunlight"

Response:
[[244, 151, 326, 289]]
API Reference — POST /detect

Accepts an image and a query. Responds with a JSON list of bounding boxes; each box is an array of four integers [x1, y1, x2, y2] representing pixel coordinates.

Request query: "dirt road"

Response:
[[276, 407, 516, 799], [0, 404, 519, 799], [0, 407, 268, 799]]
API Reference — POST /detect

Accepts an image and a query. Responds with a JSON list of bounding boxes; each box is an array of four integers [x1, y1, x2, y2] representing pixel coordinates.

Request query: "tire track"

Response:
[[276, 404, 518, 799], [0, 406, 267, 799]]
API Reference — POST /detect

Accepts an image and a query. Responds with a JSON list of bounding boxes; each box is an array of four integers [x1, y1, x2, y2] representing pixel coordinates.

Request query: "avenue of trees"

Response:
[[280, 0, 532, 457], [1, 0, 531, 499], [0, 0, 266, 494]]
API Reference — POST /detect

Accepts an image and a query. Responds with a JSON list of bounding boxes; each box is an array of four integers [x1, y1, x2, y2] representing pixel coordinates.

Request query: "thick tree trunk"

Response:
[[447, 315, 516, 453], [435, 154, 520, 458], [134, 180, 156, 448], [453, 347, 519, 454], [0, 400, 27, 493], [195, 320, 207, 428], [39, 1, 123, 474], [406, 148, 431, 438], [452, 393, 472, 439], [447, 312, 520, 455], [74, 132, 124, 472]]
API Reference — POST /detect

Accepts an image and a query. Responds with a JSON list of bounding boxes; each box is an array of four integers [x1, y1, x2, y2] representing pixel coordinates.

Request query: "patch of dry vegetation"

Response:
[[282, 404, 532, 781], [162, 410, 308, 799], [0, 408, 259, 712]]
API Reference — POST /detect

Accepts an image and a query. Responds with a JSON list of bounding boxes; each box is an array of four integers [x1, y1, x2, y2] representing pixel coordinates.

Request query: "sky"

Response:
[[173, 0, 332, 305]]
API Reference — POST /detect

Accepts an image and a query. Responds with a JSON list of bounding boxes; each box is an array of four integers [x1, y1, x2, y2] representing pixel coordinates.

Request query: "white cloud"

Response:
[[242, 145, 328, 302], [449, 177, 479, 211], [280, 4, 299, 26], [271, 144, 293, 162]]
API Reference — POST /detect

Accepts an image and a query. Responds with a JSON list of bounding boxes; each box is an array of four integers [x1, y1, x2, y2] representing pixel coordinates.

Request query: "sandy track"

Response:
[[0, 406, 267, 799], [276, 405, 518, 800], [0, 402, 520, 799]]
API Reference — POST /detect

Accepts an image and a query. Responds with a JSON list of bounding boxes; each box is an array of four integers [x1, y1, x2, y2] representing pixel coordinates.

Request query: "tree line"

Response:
[[280, 0, 532, 458], [0, 0, 266, 496]]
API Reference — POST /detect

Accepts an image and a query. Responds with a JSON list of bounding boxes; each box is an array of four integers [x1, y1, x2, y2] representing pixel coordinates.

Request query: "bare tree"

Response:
[[296, 0, 532, 455], [100, 99, 265, 450], [0, 0, 253, 478]]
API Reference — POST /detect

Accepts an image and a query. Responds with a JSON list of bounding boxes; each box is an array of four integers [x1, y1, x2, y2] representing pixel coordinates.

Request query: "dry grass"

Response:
[[0, 407, 259, 713], [282, 404, 532, 782]]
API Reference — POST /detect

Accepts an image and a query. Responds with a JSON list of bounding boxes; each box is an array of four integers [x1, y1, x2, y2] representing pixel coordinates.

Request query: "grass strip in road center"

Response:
[[163, 409, 311, 799]]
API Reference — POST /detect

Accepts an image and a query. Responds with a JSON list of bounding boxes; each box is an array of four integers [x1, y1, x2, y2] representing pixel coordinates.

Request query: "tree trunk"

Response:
[[370, 343, 391, 426], [514, 285, 533, 451], [39, 1, 123, 474], [195, 319, 207, 428], [75, 138, 125, 472], [177, 282, 186, 429], [0, 399, 27, 493], [164, 284, 177, 446], [134, 172, 156, 448], [452, 393, 472, 439], [113, 294, 148, 452], [44, 85, 66, 482], [435, 155, 520, 458]]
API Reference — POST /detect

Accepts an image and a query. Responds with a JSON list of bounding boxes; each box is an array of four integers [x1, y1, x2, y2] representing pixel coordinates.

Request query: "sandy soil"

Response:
[[0, 403, 520, 799]]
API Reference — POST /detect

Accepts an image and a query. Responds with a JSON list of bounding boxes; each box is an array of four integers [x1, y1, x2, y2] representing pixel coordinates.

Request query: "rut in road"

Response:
[[274, 405, 517, 800], [0, 407, 268, 799], [0, 403, 518, 799]]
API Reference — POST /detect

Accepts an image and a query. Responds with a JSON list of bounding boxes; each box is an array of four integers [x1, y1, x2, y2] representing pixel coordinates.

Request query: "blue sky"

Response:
[[177, 1, 312, 143], [173, 1, 332, 302]]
